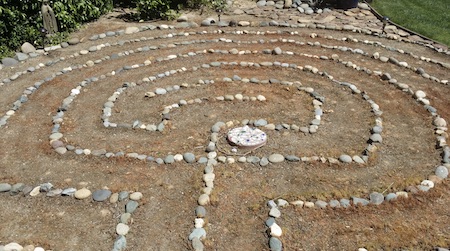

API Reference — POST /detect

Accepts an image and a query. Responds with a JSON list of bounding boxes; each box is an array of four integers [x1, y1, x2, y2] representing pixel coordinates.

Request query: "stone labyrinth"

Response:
[[0, 2, 449, 250]]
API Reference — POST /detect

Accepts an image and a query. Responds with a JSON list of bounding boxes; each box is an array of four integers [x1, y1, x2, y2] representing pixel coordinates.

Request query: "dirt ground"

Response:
[[0, 1, 449, 250]]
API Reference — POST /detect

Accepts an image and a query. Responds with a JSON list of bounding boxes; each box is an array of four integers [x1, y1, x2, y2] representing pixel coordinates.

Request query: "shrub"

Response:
[[0, 0, 113, 59]]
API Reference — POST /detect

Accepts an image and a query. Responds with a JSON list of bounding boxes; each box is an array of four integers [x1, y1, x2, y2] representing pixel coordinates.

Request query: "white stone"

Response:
[[304, 201, 315, 208], [268, 154, 285, 163], [396, 191, 408, 199], [116, 223, 130, 235], [30, 186, 40, 196], [75, 188, 92, 199], [207, 151, 217, 159], [270, 223, 283, 237], [203, 173, 215, 183], [434, 117, 447, 127], [125, 26, 139, 34], [130, 192, 143, 201], [174, 154, 183, 161], [414, 90, 426, 99], [4, 242, 23, 251], [420, 180, 434, 188], [291, 200, 304, 207], [198, 194, 210, 205], [195, 218, 205, 228], [257, 95, 266, 101]]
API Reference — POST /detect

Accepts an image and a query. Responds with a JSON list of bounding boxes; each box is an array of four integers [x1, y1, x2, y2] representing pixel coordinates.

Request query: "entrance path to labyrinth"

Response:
[[0, 1, 449, 250]]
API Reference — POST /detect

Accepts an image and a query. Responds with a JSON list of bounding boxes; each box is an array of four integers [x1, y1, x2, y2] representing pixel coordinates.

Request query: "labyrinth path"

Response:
[[0, 1, 449, 250]]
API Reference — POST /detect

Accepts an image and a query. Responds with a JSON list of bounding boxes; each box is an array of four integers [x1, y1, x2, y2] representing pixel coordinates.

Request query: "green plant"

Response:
[[0, 0, 113, 59], [137, 0, 173, 20], [372, 0, 450, 46]]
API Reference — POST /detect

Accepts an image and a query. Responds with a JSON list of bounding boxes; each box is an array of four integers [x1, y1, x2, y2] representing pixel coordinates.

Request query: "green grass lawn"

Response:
[[371, 0, 450, 46]]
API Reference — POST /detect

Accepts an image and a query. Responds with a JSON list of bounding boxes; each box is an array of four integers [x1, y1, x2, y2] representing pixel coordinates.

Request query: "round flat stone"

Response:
[[126, 200, 139, 213], [183, 152, 196, 163], [198, 194, 210, 205], [196, 206, 207, 217], [92, 189, 112, 202], [369, 192, 384, 205], [339, 155, 352, 163], [116, 223, 130, 235], [75, 188, 92, 199], [189, 228, 206, 240], [268, 154, 285, 163], [435, 166, 448, 179], [269, 237, 283, 251], [0, 183, 12, 192], [130, 192, 143, 201]]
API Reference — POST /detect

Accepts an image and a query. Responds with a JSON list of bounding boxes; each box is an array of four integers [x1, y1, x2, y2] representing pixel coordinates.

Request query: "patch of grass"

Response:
[[371, 0, 450, 46]]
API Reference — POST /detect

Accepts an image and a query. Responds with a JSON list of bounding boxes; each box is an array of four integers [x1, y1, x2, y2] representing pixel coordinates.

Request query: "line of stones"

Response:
[[103, 75, 322, 134], [2, 27, 448, 130], [0, 32, 440, 166], [1, 26, 447, 128], [1, 21, 447, 91], [0, 182, 143, 251], [51, 45, 383, 164]]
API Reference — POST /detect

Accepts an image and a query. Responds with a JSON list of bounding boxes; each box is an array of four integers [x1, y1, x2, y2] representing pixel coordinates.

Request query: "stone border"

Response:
[[0, 182, 143, 251]]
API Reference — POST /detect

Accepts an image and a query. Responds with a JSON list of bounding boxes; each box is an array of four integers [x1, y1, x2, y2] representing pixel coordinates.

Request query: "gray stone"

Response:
[[435, 166, 448, 179], [39, 182, 53, 192], [273, 47, 282, 55], [315, 200, 328, 209], [269, 207, 281, 218], [126, 200, 139, 213], [352, 197, 369, 206], [155, 88, 167, 95], [254, 119, 268, 126], [9, 183, 25, 195], [329, 200, 340, 208], [369, 192, 384, 205], [339, 155, 352, 163], [385, 193, 397, 201], [265, 217, 275, 227], [260, 157, 269, 166], [112, 235, 127, 251], [257, 0, 267, 7], [2, 57, 19, 66], [192, 237, 204, 251], [189, 228, 206, 240], [285, 155, 300, 162], [164, 155, 175, 164], [118, 191, 129, 201], [340, 198, 351, 208], [370, 133, 382, 143], [68, 38, 80, 45], [15, 52, 28, 61], [46, 188, 63, 197], [61, 187, 76, 196], [247, 156, 261, 163], [196, 206, 207, 218], [92, 189, 112, 202], [183, 152, 196, 163], [120, 213, 132, 224], [21, 42, 36, 53], [198, 157, 208, 164], [0, 183, 12, 192], [269, 237, 283, 251]]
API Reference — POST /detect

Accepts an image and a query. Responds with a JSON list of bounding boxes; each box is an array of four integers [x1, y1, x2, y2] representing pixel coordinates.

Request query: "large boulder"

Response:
[[21, 42, 36, 53]]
